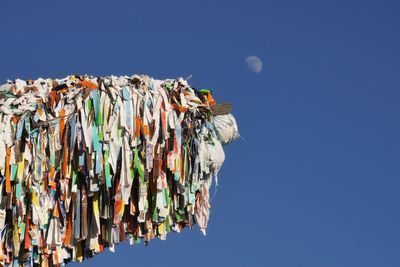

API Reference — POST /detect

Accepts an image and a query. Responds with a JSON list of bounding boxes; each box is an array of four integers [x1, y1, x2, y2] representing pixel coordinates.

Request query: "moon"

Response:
[[245, 56, 263, 74]]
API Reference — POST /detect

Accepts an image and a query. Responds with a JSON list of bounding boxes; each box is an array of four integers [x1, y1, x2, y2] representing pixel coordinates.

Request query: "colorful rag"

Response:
[[0, 75, 236, 266]]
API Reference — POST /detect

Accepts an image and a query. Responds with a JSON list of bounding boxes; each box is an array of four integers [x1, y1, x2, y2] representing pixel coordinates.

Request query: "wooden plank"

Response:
[[210, 103, 232, 115]]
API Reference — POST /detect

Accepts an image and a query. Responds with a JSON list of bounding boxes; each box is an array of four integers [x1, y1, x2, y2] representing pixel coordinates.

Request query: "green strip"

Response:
[[10, 164, 17, 181], [104, 150, 112, 188]]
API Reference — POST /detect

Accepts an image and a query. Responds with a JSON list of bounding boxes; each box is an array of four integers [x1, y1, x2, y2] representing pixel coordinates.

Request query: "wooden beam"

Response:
[[210, 103, 232, 115]]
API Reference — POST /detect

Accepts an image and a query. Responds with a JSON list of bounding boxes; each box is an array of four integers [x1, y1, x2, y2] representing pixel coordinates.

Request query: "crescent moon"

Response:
[[245, 56, 263, 74]]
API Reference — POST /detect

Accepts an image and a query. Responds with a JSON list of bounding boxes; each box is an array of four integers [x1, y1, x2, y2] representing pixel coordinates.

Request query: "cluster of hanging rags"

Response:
[[0, 75, 236, 266]]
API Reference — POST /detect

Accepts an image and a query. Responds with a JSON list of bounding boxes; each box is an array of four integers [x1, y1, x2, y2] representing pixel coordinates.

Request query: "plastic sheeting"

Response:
[[0, 75, 234, 266]]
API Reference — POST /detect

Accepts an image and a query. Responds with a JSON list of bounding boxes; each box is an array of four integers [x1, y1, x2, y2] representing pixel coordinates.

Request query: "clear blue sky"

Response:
[[1, 0, 400, 266]]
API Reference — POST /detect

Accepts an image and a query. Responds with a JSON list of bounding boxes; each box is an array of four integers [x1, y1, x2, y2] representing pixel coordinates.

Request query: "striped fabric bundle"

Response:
[[0, 75, 227, 266]]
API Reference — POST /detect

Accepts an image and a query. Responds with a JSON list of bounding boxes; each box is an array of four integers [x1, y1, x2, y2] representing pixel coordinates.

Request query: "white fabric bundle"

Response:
[[213, 113, 240, 144]]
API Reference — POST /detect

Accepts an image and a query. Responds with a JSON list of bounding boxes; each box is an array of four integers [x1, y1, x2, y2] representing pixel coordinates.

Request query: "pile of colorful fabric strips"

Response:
[[0, 75, 229, 266]]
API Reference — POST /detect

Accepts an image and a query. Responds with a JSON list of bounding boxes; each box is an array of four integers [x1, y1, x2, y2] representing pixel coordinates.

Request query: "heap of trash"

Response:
[[0, 75, 238, 266]]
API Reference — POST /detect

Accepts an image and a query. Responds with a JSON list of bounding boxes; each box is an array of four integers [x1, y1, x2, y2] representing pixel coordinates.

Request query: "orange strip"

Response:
[[54, 252, 59, 267], [49, 165, 56, 190], [50, 91, 57, 108], [0, 243, 4, 261], [49, 180, 57, 190], [24, 215, 31, 249], [171, 103, 188, 113], [59, 109, 65, 140], [161, 106, 167, 137], [62, 142, 69, 177], [143, 125, 149, 137], [5, 147, 11, 193], [49, 166, 55, 179], [63, 212, 72, 246], [135, 117, 141, 137], [172, 158, 176, 173], [80, 80, 97, 89], [11, 116, 18, 124], [53, 201, 60, 218], [207, 93, 216, 105]]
